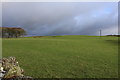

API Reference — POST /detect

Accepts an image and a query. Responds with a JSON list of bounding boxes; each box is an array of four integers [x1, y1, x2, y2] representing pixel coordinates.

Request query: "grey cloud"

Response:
[[2, 2, 118, 36]]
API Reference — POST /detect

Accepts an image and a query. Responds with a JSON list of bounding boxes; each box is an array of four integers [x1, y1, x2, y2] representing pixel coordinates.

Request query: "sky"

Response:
[[2, 2, 118, 36]]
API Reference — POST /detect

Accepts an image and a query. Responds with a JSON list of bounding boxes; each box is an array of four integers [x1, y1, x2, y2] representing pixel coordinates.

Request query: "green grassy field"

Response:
[[2, 35, 118, 78]]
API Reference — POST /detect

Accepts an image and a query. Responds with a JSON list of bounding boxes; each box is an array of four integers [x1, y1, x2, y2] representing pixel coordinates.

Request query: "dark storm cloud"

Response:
[[2, 2, 118, 36]]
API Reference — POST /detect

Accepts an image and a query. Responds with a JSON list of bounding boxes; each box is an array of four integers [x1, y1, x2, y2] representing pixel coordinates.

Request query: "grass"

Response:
[[2, 35, 118, 78]]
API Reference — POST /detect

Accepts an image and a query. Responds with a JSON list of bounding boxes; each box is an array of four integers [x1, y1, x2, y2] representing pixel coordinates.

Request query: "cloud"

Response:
[[2, 2, 118, 36]]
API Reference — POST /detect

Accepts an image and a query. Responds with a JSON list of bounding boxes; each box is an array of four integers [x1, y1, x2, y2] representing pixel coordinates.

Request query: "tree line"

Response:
[[0, 27, 26, 38]]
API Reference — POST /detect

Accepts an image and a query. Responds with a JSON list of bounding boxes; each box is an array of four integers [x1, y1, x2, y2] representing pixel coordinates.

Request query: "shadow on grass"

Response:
[[105, 40, 119, 45]]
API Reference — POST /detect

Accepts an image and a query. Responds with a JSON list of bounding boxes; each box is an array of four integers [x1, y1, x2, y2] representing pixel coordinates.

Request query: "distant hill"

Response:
[[106, 35, 120, 37]]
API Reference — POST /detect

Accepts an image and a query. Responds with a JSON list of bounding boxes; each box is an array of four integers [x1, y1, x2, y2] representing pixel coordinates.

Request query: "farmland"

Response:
[[2, 35, 118, 78]]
